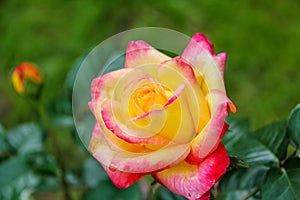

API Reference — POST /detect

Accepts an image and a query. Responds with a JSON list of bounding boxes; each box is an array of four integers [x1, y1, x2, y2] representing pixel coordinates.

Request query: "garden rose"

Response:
[[88, 33, 236, 200], [12, 62, 43, 94]]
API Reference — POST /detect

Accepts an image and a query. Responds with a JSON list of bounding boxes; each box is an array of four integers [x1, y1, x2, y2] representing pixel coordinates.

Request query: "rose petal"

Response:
[[182, 33, 225, 92], [90, 68, 133, 112], [125, 40, 170, 68], [185, 122, 229, 165], [153, 143, 229, 200], [89, 123, 144, 188], [186, 33, 226, 77], [213, 52, 226, 78], [198, 191, 211, 200], [187, 89, 234, 162], [90, 122, 191, 174], [90, 67, 155, 123], [101, 165, 144, 188], [108, 143, 190, 173], [160, 56, 197, 84], [159, 57, 211, 132], [101, 99, 170, 145], [189, 33, 214, 54]]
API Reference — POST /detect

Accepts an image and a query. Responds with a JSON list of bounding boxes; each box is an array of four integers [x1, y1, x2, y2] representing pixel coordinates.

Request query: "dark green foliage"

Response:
[[288, 104, 300, 147], [219, 103, 300, 200], [7, 123, 44, 155]]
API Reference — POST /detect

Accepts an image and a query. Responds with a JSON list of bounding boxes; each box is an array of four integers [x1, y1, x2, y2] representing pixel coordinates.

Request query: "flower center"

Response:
[[132, 84, 168, 113]]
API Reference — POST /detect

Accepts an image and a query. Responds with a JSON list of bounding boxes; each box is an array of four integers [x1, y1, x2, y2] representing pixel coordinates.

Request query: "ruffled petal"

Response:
[[90, 122, 190, 174], [188, 33, 214, 54], [125, 40, 170, 68], [153, 144, 229, 200], [90, 68, 132, 112], [101, 99, 170, 145], [89, 123, 144, 188], [182, 33, 225, 92], [101, 165, 144, 188], [107, 143, 190, 173], [160, 56, 198, 84], [99, 82, 198, 146], [187, 90, 234, 163], [159, 57, 211, 132]]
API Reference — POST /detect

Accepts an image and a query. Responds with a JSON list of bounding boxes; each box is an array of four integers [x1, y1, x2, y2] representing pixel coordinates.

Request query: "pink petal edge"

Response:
[[125, 40, 169, 68], [213, 52, 226, 78], [186, 89, 235, 163], [102, 165, 144, 188], [182, 33, 226, 82], [190, 33, 214, 54], [89, 123, 144, 188], [101, 99, 170, 145], [153, 143, 230, 200], [159, 56, 198, 85], [90, 120, 191, 174]]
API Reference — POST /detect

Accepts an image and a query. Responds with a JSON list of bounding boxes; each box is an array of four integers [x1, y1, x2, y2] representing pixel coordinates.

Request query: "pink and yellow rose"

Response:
[[88, 33, 236, 199]]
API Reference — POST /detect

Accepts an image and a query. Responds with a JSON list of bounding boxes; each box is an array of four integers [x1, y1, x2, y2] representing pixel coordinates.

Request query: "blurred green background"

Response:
[[1, 0, 300, 128], [0, 0, 300, 199]]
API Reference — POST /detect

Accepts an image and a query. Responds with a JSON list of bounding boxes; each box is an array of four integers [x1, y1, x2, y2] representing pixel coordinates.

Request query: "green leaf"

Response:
[[66, 170, 80, 187], [7, 123, 44, 155], [250, 121, 288, 161], [0, 156, 40, 200], [218, 166, 269, 200], [227, 121, 288, 167], [228, 136, 279, 167], [30, 154, 60, 176], [0, 157, 29, 188], [156, 185, 187, 200], [287, 103, 300, 147], [283, 157, 300, 170], [83, 158, 108, 188], [223, 118, 251, 154], [85, 180, 141, 200], [0, 125, 10, 154], [51, 115, 74, 128], [35, 176, 60, 192], [261, 167, 300, 199]]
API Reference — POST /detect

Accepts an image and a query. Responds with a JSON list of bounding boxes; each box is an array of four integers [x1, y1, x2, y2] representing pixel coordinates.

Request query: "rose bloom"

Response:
[[88, 33, 236, 200]]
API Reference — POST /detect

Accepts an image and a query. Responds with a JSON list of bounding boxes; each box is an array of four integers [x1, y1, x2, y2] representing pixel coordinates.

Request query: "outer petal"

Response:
[[125, 40, 170, 68], [153, 144, 230, 200], [213, 52, 226, 78], [187, 90, 234, 162], [101, 165, 143, 188], [89, 121, 191, 174], [90, 68, 133, 111], [182, 33, 225, 92], [89, 123, 144, 188], [188, 33, 214, 54]]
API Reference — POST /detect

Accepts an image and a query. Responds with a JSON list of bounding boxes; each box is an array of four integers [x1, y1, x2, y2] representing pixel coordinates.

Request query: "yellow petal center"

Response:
[[131, 84, 168, 114]]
